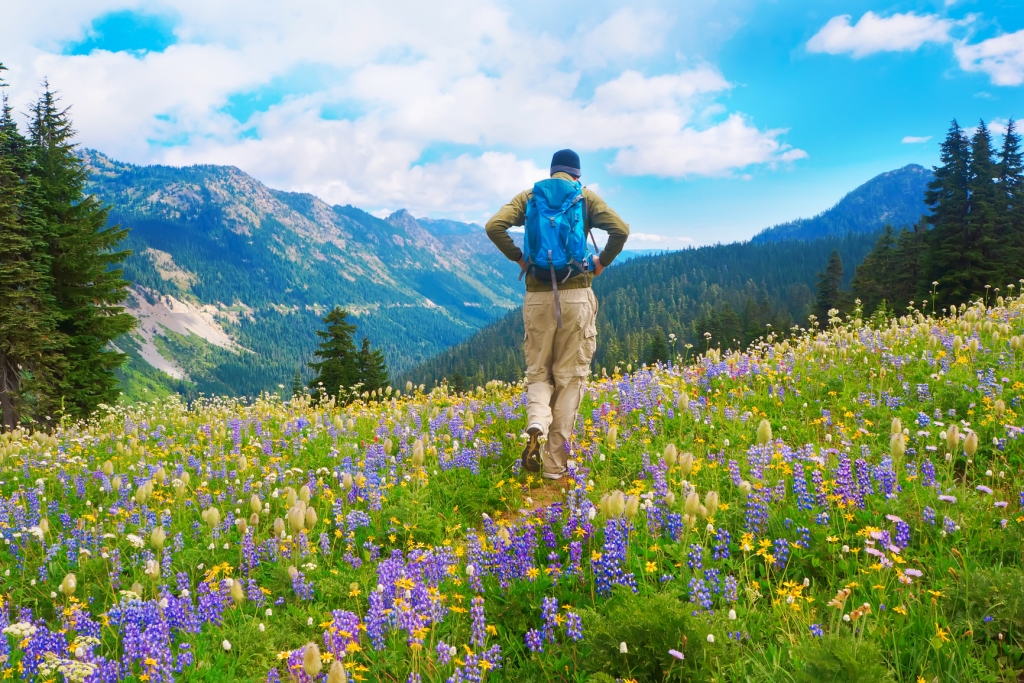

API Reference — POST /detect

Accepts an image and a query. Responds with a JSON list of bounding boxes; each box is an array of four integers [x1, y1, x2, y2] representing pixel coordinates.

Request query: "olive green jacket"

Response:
[[485, 172, 630, 292]]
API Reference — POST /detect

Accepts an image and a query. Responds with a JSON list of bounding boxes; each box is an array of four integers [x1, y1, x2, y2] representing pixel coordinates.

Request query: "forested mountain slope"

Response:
[[83, 151, 521, 398], [405, 232, 879, 387], [752, 164, 932, 243]]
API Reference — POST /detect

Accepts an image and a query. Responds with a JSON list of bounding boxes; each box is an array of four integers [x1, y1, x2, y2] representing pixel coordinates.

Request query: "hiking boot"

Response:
[[521, 424, 542, 473]]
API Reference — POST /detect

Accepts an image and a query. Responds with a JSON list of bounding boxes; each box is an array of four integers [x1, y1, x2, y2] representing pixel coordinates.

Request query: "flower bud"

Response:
[[994, 399, 1006, 417], [1011, 336, 1021, 351], [684, 491, 701, 517], [285, 487, 298, 508], [608, 490, 626, 517], [890, 432, 906, 459], [304, 507, 318, 530], [953, 336, 963, 353], [383, 438, 393, 455], [663, 443, 678, 468], [111, 475, 122, 492], [288, 506, 305, 534], [738, 480, 752, 495], [154, 467, 166, 486], [250, 494, 262, 515], [250, 513, 260, 527], [964, 431, 978, 457], [679, 452, 693, 477], [327, 660, 348, 683], [890, 417, 902, 435], [59, 572, 77, 596], [342, 472, 353, 489], [968, 338, 979, 354], [756, 419, 773, 446], [946, 424, 960, 452], [206, 507, 221, 528], [231, 579, 246, 605], [235, 518, 248, 535], [665, 491, 676, 507], [273, 518, 286, 537], [150, 526, 166, 550], [131, 581, 144, 597], [704, 491, 719, 518], [102, 460, 114, 476], [606, 426, 618, 450], [303, 643, 323, 677], [412, 439, 424, 467], [298, 485, 311, 504], [624, 495, 639, 521]]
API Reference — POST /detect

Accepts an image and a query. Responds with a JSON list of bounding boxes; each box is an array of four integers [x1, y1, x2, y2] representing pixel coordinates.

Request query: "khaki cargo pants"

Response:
[[523, 287, 598, 477]]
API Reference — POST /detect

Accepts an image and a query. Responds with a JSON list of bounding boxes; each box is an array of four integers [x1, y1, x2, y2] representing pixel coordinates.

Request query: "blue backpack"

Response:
[[523, 177, 596, 285]]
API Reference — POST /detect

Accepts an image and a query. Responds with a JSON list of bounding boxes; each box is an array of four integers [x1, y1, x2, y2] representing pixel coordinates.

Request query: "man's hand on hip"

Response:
[[592, 257, 605, 276]]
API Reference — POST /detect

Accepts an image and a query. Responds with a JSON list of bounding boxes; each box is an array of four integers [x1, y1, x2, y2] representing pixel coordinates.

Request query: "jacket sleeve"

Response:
[[584, 188, 629, 267], [485, 191, 529, 262]]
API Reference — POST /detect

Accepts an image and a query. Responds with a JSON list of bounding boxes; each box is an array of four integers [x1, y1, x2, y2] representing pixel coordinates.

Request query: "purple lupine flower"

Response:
[[470, 596, 487, 648], [524, 628, 544, 654], [540, 597, 559, 643], [565, 611, 583, 641]]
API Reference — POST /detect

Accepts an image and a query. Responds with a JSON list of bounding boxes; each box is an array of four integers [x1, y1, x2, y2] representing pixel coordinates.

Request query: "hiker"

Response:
[[485, 149, 629, 482]]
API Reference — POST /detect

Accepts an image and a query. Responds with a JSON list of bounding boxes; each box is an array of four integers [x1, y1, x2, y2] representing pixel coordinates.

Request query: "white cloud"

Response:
[[628, 232, 694, 244], [0, 0, 805, 215], [902, 136, 932, 143], [807, 12, 953, 58], [954, 30, 1024, 86]]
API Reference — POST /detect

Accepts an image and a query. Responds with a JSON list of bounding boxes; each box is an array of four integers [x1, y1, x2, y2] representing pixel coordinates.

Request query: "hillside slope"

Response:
[[752, 164, 932, 243], [405, 231, 879, 387], [83, 151, 522, 397]]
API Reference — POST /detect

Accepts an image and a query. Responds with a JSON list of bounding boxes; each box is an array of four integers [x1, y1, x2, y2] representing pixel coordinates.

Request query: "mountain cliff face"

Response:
[[82, 151, 522, 398], [751, 164, 933, 243]]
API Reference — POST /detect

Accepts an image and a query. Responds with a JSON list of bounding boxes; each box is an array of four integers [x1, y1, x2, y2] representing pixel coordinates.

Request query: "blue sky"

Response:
[[2, 0, 1023, 245]]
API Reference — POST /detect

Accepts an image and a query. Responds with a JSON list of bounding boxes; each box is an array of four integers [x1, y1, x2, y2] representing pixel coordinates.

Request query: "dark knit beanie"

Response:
[[550, 149, 581, 177]]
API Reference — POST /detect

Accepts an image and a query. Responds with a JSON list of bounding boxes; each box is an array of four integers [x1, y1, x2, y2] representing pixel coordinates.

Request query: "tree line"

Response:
[[0, 67, 134, 429], [815, 119, 1023, 320]]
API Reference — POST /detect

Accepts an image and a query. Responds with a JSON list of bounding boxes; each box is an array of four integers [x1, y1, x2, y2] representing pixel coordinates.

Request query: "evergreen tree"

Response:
[[814, 250, 845, 323], [0, 69, 61, 429], [646, 329, 668, 364], [357, 336, 389, 397], [997, 119, 1023, 284], [890, 220, 929, 309], [29, 86, 135, 421], [926, 120, 976, 306], [850, 226, 896, 315], [451, 371, 466, 395], [290, 368, 304, 398], [309, 306, 359, 401]]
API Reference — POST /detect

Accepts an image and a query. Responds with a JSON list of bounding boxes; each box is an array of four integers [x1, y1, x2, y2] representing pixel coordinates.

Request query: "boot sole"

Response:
[[521, 426, 542, 473]]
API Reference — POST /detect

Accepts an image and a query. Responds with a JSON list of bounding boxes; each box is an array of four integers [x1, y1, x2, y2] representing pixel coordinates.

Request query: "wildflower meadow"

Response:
[[2, 292, 1024, 683]]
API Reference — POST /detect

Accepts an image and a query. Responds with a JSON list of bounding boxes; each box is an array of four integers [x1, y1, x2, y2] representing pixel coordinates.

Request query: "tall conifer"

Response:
[[309, 307, 359, 401], [0, 68, 61, 428], [28, 86, 135, 421], [926, 120, 976, 306], [356, 336, 389, 397], [997, 119, 1023, 284], [813, 250, 844, 323]]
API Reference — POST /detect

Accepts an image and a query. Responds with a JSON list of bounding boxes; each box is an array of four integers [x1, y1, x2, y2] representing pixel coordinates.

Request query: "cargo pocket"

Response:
[[576, 310, 598, 371]]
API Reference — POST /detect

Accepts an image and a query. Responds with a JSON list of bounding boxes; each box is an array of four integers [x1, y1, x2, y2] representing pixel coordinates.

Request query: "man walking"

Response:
[[486, 149, 629, 482]]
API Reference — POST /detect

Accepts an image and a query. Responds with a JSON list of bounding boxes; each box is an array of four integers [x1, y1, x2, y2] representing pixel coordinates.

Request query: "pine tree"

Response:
[[309, 306, 359, 401], [851, 226, 896, 315], [996, 119, 1023, 284], [926, 120, 976, 306], [290, 368, 305, 398], [357, 336, 390, 397], [814, 250, 844, 323], [891, 220, 929, 309], [0, 69, 61, 429], [29, 86, 135, 421], [646, 329, 668, 364]]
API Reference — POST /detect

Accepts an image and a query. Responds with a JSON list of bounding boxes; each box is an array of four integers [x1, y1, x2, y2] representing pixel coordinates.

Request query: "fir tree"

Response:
[[850, 226, 896, 315], [926, 120, 976, 306], [309, 306, 359, 401], [0, 69, 61, 429], [290, 368, 305, 398], [646, 329, 668, 364], [890, 220, 929, 309], [814, 250, 845, 323], [357, 336, 389, 397], [29, 86, 135, 421], [996, 119, 1023, 284]]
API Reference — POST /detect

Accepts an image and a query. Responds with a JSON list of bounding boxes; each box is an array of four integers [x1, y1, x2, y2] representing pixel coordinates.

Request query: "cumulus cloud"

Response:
[[954, 30, 1024, 86], [807, 11, 954, 58], [0, 0, 805, 214], [902, 136, 932, 143]]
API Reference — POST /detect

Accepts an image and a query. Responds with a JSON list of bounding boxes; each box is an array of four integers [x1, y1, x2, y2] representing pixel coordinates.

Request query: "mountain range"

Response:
[[81, 152, 933, 399], [82, 150, 522, 399]]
